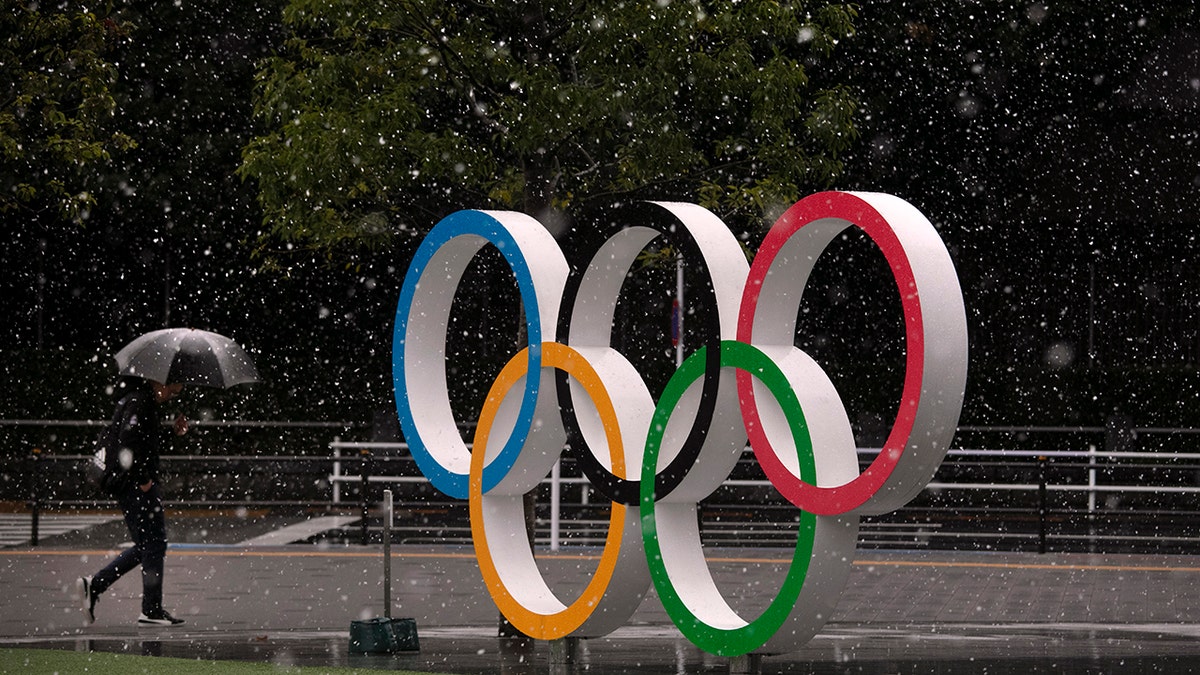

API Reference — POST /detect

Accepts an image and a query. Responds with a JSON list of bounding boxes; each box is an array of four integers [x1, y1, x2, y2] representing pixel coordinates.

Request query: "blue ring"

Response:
[[392, 210, 543, 499]]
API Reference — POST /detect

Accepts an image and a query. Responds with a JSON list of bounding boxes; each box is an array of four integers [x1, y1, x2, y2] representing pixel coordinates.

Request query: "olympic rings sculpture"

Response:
[[392, 191, 968, 656]]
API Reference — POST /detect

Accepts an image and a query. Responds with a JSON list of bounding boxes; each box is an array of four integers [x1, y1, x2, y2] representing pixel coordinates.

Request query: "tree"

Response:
[[239, 0, 859, 260], [0, 2, 135, 224], [0, 1, 288, 352]]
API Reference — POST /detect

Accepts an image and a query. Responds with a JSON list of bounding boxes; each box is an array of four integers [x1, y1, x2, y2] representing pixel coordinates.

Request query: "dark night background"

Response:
[[1, 1, 1197, 458]]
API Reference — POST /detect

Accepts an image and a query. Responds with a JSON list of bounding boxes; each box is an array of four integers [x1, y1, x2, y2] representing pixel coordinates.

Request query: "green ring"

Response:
[[640, 340, 817, 657]]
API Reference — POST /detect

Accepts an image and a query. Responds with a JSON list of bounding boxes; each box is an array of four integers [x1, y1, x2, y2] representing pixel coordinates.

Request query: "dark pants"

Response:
[[91, 483, 168, 615]]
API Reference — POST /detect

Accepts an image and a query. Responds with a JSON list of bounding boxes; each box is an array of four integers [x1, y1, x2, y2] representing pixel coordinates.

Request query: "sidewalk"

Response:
[[1, 514, 1199, 673]]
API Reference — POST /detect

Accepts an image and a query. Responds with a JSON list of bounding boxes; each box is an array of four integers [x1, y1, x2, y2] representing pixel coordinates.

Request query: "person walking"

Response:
[[79, 376, 188, 626]]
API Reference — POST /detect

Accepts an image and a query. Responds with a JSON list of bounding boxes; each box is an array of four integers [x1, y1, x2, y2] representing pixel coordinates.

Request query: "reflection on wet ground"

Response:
[[8, 622, 1200, 674], [5, 526, 1200, 674]]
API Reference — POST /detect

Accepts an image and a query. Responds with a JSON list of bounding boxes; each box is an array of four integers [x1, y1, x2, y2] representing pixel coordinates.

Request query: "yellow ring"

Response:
[[469, 342, 628, 639]]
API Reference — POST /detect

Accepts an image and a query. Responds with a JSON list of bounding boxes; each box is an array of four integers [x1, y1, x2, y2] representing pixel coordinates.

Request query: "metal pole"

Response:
[[1087, 444, 1097, 514], [550, 459, 561, 551], [675, 254, 685, 367], [29, 448, 41, 547], [1087, 444, 1098, 553], [1037, 456, 1048, 554], [383, 488, 392, 619], [332, 446, 342, 505]]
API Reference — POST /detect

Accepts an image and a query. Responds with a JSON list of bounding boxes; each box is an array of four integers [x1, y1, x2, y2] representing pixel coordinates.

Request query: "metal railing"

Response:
[[5, 419, 1200, 553], [1, 419, 364, 546], [326, 434, 1200, 554]]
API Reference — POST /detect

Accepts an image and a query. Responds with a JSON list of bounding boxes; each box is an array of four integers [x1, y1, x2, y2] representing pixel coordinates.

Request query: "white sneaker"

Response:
[[78, 576, 96, 624], [137, 610, 184, 626]]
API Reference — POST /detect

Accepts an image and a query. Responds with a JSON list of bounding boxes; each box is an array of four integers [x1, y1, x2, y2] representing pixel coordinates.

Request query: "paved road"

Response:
[[1, 512, 1199, 673]]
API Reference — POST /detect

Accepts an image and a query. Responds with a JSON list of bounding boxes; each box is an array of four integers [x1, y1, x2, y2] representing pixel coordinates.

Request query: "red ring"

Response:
[[736, 191, 924, 516]]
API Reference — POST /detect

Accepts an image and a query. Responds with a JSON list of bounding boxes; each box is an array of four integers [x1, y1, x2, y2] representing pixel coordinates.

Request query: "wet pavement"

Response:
[[2, 511, 1199, 673]]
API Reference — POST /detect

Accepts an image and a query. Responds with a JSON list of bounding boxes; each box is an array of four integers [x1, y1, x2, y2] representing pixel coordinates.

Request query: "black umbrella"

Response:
[[114, 328, 260, 388]]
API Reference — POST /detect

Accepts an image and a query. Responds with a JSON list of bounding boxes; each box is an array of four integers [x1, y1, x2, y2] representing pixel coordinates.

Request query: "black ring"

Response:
[[556, 201, 729, 505]]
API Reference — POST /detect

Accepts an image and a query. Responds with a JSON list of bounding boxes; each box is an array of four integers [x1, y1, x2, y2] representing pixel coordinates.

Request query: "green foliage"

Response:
[[240, 0, 860, 259], [0, 2, 136, 224]]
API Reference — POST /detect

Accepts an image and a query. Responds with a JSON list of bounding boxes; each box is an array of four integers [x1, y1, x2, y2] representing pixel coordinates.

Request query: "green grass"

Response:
[[0, 647, 441, 674]]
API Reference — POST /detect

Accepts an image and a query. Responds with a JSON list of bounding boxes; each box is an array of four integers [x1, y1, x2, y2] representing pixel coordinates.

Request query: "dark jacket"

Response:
[[111, 378, 168, 489]]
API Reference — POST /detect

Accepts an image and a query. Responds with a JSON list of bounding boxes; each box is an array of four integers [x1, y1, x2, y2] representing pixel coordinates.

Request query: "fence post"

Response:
[[550, 458, 561, 551], [1037, 455, 1048, 554], [331, 444, 342, 505], [28, 447, 41, 547], [360, 448, 372, 545], [383, 488, 393, 619]]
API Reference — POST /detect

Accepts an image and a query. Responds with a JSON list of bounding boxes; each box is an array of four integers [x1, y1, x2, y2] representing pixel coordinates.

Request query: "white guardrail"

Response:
[[327, 440, 1200, 551], [7, 420, 1200, 550]]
